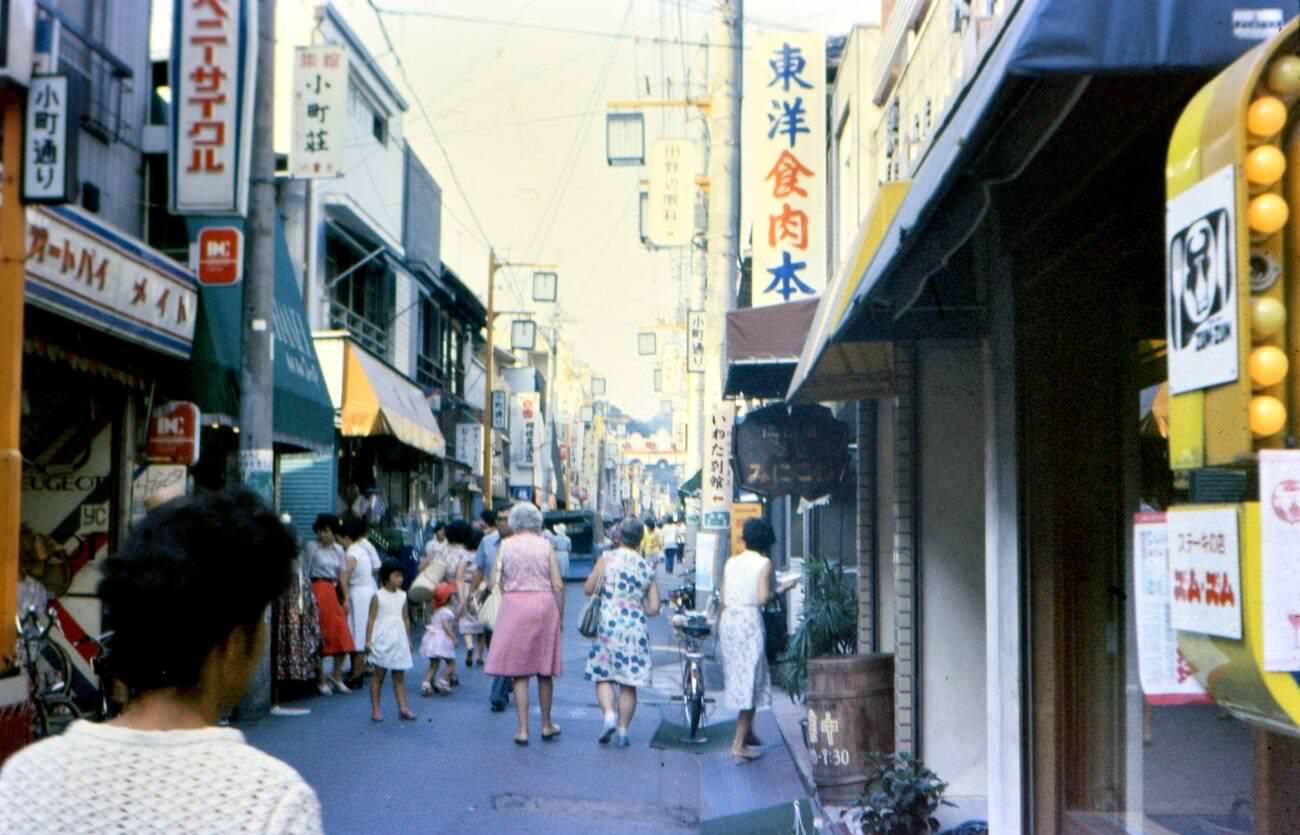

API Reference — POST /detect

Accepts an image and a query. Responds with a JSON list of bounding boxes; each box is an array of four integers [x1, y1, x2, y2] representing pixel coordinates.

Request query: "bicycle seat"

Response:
[[680, 618, 711, 639]]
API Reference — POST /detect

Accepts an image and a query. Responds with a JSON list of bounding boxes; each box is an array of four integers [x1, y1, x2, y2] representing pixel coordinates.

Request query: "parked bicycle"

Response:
[[16, 605, 81, 738]]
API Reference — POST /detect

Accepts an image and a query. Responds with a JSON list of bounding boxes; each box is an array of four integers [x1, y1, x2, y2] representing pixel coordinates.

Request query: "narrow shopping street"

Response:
[[239, 581, 807, 835]]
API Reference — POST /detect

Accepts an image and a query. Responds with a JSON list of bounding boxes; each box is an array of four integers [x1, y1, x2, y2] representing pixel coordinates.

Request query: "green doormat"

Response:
[[649, 718, 738, 753], [701, 799, 816, 835]]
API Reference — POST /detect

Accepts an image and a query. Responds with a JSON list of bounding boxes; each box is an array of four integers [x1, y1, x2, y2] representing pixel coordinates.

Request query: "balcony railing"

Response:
[[330, 302, 389, 360], [38, 1, 135, 145]]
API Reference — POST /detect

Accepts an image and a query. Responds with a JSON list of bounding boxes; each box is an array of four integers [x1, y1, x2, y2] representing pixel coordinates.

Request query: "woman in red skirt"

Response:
[[306, 514, 356, 694]]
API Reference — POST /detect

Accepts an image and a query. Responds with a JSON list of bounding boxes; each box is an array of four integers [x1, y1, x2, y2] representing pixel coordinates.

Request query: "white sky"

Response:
[[152, 1, 879, 420]]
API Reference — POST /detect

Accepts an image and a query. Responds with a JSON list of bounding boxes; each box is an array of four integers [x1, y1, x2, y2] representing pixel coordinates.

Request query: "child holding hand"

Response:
[[420, 582, 461, 695], [366, 559, 416, 721]]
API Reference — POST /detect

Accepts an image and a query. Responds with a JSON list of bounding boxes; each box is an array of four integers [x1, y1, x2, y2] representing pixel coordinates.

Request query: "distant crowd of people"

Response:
[[0, 489, 789, 832]]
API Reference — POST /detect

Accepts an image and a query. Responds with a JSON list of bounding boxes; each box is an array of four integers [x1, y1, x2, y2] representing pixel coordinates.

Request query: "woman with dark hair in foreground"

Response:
[[0, 489, 323, 834]]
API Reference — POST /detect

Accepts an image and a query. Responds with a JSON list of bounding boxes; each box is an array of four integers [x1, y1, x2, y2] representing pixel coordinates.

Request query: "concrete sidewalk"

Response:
[[234, 577, 811, 834]]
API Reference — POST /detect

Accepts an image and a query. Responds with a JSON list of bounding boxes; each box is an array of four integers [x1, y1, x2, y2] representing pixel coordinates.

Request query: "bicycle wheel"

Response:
[[36, 640, 74, 696], [34, 696, 81, 739], [684, 666, 705, 738]]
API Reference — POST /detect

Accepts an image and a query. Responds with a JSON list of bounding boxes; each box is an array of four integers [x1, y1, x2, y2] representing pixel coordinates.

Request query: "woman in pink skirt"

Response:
[[484, 502, 565, 745]]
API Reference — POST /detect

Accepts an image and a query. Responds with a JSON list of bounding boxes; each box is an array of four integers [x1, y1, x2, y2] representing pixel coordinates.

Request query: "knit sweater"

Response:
[[0, 720, 323, 835]]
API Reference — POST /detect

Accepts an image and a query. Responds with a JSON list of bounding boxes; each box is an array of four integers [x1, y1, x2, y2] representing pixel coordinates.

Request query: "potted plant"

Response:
[[773, 555, 857, 700], [844, 752, 954, 835]]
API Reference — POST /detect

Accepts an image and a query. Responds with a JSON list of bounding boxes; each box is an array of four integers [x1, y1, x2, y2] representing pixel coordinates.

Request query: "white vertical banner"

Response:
[[647, 139, 695, 246], [703, 402, 734, 530], [750, 32, 826, 308], [170, 0, 257, 215], [688, 311, 706, 373], [291, 45, 348, 178], [1260, 451, 1300, 670], [1133, 513, 1211, 704], [456, 423, 483, 476], [1168, 506, 1242, 640], [510, 392, 539, 487], [23, 75, 75, 203]]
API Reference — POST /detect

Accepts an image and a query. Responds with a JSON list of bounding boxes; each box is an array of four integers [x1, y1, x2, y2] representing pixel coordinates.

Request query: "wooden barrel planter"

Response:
[[805, 653, 894, 805]]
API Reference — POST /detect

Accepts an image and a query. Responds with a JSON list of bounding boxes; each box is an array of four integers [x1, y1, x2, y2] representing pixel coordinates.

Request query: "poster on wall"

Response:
[[695, 531, 718, 593], [1165, 164, 1238, 394], [1168, 505, 1242, 640], [1259, 450, 1300, 670], [1133, 512, 1212, 704], [730, 502, 763, 558]]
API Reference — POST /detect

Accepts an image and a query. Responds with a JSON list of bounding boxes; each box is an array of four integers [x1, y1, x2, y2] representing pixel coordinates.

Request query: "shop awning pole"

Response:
[[0, 93, 26, 666]]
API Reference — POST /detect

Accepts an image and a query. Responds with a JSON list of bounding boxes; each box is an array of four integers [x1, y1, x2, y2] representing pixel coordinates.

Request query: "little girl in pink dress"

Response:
[[420, 582, 460, 695]]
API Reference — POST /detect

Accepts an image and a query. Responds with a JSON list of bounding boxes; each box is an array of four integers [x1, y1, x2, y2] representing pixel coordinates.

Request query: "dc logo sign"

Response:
[[1168, 208, 1233, 352]]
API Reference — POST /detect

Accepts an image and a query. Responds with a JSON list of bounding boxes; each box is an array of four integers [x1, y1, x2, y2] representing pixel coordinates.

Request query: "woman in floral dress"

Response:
[[584, 518, 660, 747]]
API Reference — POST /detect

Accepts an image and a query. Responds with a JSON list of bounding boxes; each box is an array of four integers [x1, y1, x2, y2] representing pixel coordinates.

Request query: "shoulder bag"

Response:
[[578, 557, 606, 639], [477, 550, 505, 630], [407, 556, 446, 604]]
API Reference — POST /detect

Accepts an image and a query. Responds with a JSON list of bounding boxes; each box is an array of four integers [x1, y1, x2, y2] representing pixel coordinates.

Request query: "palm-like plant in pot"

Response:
[[847, 752, 954, 835], [773, 555, 857, 699]]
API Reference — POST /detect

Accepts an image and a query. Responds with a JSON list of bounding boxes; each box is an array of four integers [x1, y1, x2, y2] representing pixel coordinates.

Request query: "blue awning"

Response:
[[789, 0, 1293, 401]]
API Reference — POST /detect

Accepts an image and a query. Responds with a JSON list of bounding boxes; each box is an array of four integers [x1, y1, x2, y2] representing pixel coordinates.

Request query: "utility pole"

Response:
[[698, 0, 742, 586], [0, 93, 24, 667], [237, 0, 277, 720]]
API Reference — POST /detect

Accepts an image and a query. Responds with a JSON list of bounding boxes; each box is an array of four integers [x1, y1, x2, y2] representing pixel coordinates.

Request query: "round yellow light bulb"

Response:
[[1250, 345, 1289, 388], [1250, 193, 1290, 236], [1250, 395, 1288, 437], [1249, 97, 1288, 139], [1270, 56, 1300, 97], [1253, 296, 1287, 339], [1247, 145, 1287, 187]]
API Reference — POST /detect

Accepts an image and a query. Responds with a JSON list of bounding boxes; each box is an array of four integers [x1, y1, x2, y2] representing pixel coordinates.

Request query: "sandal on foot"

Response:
[[542, 725, 562, 741], [371, 714, 384, 723], [399, 711, 418, 721], [420, 682, 433, 697], [514, 735, 529, 746]]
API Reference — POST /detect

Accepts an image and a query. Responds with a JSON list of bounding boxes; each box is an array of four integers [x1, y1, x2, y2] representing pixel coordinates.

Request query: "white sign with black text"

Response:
[[1166, 164, 1238, 394], [23, 75, 75, 203], [291, 45, 348, 179], [1168, 505, 1242, 640]]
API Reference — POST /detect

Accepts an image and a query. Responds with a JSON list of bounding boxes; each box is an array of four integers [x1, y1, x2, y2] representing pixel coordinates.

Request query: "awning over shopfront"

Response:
[[679, 469, 701, 499], [724, 299, 817, 399], [787, 0, 1282, 403], [315, 334, 447, 458], [188, 218, 336, 450]]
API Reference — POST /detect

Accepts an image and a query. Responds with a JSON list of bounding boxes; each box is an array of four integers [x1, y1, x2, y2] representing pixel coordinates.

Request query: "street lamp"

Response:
[[592, 377, 607, 396], [606, 111, 645, 166], [483, 250, 558, 509], [637, 332, 657, 356], [532, 271, 558, 303], [511, 319, 537, 350]]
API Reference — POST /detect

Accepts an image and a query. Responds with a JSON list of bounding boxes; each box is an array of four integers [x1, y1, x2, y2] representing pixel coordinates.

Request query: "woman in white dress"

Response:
[[339, 517, 380, 687], [719, 518, 778, 763]]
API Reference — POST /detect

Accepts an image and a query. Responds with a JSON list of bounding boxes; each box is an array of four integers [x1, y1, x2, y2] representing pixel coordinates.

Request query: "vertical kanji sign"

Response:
[[648, 139, 694, 246], [170, 0, 257, 215], [23, 74, 78, 204], [291, 45, 348, 179], [750, 32, 825, 308], [702, 402, 734, 531], [688, 311, 706, 373]]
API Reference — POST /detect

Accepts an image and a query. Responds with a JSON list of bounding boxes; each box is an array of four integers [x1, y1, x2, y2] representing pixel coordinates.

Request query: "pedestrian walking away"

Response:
[[366, 560, 416, 722], [584, 517, 660, 748], [484, 503, 565, 745], [305, 514, 355, 695], [420, 582, 461, 696], [0, 490, 323, 834]]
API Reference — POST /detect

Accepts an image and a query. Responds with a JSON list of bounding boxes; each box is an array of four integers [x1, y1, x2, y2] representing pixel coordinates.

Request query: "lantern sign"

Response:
[[290, 45, 348, 179], [170, 0, 258, 215], [733, 403, 850, 499], [749, 32, 826, 307], [23, 74, 79, 204]]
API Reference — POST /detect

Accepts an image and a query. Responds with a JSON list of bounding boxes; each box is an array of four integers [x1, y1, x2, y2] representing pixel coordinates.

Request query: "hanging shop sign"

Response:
[[647, 139, 695, 247], [1165, 164, 1237, 394], [1133, 512, 1211, 704], [491, 390, 509, 431], [170, 0, 257, 215], [749, 31, 826, 307], [510, 392, 539, 486], [23, 74, 80, 204], [702, 402, 734, 530], [456, 422, 484, 476], [1168, 505, 1242, 640], [291, 44, 348, 179], [688, 311, 706, 373], [1259, 450, 1300, 670], [25, 206, 199, 359], [195, 226, 243, 285], [146, 402, 202, 466], [733, 402, 850, 499]]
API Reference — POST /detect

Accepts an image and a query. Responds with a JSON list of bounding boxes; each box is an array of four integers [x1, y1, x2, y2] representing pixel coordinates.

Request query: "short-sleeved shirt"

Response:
[[304, 540, 345, 581], [475, 530, 502, 582]]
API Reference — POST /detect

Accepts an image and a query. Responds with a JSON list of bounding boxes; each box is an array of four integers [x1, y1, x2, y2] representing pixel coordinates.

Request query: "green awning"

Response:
[[186, 218, 334, 451], [679, 469, 701, 498]]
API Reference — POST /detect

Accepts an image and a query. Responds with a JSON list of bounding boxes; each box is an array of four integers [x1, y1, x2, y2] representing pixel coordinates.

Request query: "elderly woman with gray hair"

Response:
[[584, 517, 660, 747], [484, 502, 566, 745]]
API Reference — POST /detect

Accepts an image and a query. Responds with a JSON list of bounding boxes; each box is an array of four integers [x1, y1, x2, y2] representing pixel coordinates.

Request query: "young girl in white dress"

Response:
[[365, 560, 416, 722]]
